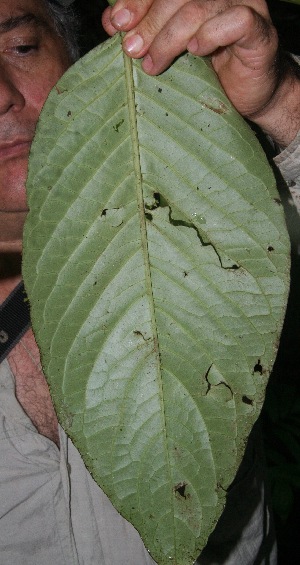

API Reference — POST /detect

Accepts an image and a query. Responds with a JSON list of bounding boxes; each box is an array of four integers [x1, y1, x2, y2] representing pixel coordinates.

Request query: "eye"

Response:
[[15, 44, 38, 55]]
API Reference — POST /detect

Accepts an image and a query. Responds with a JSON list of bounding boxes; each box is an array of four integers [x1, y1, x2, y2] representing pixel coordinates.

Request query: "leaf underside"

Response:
[[23, 35, 290, 564]]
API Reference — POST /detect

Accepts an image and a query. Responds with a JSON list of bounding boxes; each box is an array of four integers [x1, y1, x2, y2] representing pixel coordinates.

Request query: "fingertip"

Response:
[[187, 37, 199, 54], [141, 54, 154, 74], [101, 6, 117, 36], [123, 33, 145, 56], [111, 8, 132, 30]]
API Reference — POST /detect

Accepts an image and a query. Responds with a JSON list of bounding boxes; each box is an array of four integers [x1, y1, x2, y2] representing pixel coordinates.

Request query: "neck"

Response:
[[0, 253, 22, 302]]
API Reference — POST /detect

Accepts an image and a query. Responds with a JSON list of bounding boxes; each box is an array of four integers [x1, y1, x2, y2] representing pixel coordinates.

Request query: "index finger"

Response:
[[108, 0, 154, 31], [111, 0, 195, 62]]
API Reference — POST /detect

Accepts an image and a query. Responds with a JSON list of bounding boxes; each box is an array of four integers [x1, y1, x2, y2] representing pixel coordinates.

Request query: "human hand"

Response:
[[102, 0, 300, 146], [102, 0, 279, 118]]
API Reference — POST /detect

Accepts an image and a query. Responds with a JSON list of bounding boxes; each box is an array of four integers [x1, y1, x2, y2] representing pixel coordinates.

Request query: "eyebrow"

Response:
[[0, 13, 50, 34]]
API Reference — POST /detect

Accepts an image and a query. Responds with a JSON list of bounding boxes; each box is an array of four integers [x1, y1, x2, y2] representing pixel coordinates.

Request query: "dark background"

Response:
[[73, 1, 300, 562], [74, 0, 300, 56]]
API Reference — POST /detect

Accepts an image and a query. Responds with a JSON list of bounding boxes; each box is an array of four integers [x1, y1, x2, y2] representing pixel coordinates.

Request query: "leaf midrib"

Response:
[[123, 49, 176, 545]]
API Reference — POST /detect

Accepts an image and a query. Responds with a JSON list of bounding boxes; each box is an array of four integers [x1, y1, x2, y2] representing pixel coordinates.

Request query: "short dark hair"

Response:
[[44, 0, 80, 62]]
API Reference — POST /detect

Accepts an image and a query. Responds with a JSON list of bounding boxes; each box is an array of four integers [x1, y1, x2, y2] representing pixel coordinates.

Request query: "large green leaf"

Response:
[[22, 34, 290, 564]]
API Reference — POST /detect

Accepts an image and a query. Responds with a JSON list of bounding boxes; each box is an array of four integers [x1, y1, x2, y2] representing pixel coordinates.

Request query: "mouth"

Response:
[[0, 140, 32, 161]]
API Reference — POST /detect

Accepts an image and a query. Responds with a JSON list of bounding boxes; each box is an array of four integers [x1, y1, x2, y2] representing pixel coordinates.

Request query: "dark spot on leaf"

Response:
[[158, 88, 162, 93], [113, 119, 124, 133], [174, 482, 187, 498], [268, 246, 274, 252], [183, 271, 188, 277], [230, 264, 239, 270], [145, 212, 153, 221], [133, 330, 150, 341], [204, 364, 213, 393], [254, 360, 263, 375], [217, 482, 227, 493], [242, 395, 253, 405], [67, 110, 72, 117], [101, 209, 107, 217], [165, 112, 168, 116], [274, 198, 282, 205]]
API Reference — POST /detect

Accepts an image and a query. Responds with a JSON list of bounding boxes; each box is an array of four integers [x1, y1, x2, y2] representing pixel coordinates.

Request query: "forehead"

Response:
[[0, 0, 50, 30]]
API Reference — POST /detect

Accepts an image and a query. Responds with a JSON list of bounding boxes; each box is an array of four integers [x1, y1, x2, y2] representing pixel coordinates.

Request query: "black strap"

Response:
[[0, 281, 31, 364]]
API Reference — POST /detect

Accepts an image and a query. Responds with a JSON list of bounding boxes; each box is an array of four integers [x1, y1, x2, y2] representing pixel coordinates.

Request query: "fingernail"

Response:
[[112, 8, 131, 29], [187, 37, 199, 53], [124, 34, 144, 55], [142, 54, 154, 73]]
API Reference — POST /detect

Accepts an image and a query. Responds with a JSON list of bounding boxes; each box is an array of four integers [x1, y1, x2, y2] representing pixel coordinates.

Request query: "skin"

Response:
[[102, 0, 300, 147], [0, 0, 70, 256], [0, 0, 72, 445]]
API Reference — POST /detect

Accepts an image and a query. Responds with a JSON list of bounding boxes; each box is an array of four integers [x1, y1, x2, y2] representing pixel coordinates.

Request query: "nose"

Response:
[[0, 63, 25, 116]]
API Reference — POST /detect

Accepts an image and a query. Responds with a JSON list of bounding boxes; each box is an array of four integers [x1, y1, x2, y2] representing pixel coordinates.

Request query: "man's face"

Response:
[[0, 0, 71, 252]]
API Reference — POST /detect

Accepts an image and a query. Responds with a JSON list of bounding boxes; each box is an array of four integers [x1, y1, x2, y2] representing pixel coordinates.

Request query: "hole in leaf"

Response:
[[253, 360, 263, 375], [174, 482, 187, 498], [145, 193, 161, 210], [242, 395, 253, 405]]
